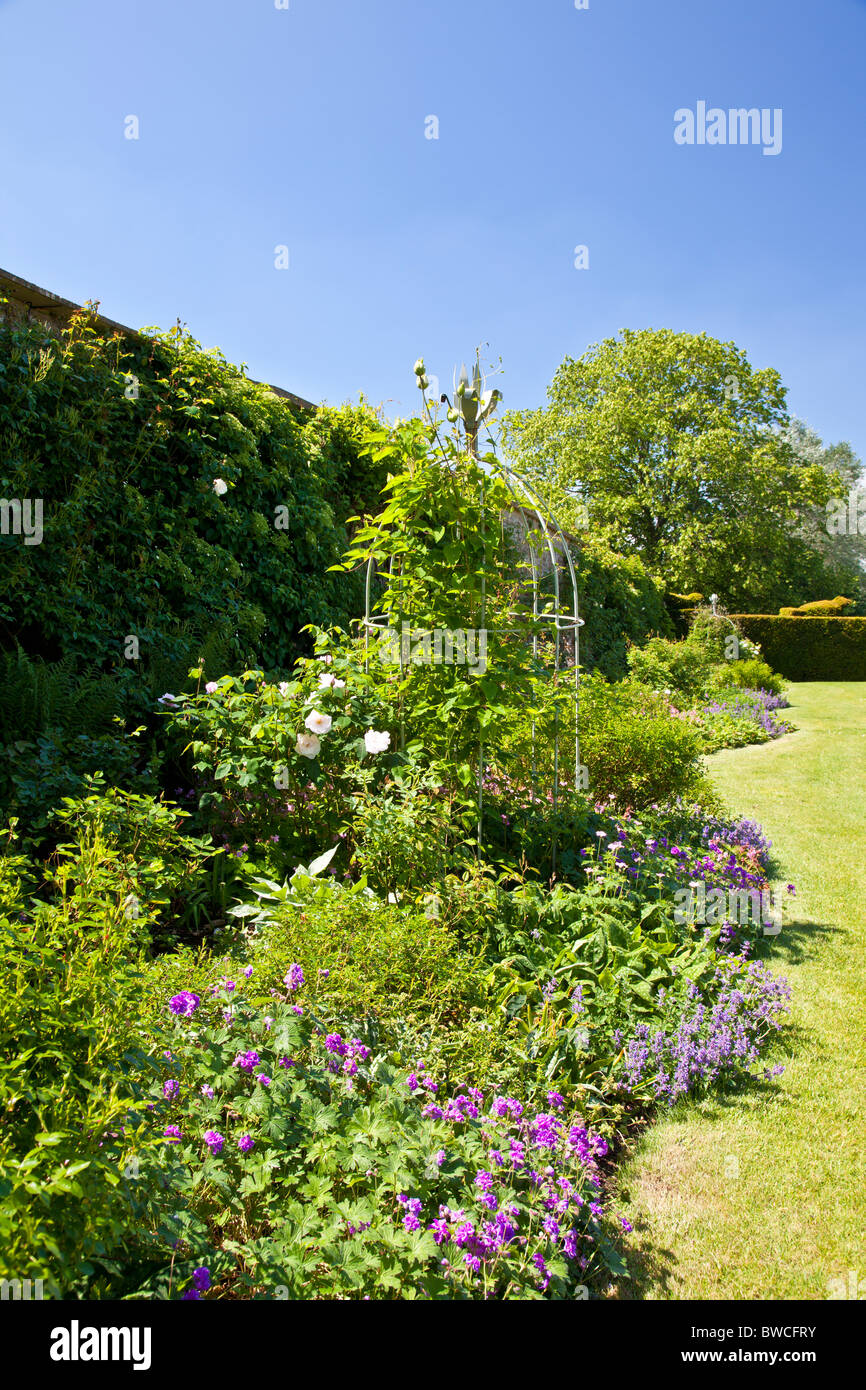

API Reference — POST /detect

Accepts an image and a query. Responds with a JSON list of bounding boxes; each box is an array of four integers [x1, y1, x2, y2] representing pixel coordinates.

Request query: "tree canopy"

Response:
[[503, 328, 860, 613]]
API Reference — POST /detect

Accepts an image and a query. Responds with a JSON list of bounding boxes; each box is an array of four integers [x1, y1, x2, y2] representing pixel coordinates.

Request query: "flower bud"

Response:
[[413, 359, 425, 376]]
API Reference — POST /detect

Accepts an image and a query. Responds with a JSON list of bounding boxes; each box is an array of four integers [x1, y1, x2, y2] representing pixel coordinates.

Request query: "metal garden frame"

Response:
[[361, 456, 584, 856]]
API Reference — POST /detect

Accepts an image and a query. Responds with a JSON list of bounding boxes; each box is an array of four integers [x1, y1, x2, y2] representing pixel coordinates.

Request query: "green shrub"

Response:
[[484, 665, 709, 819], [0, 842, 149, 1296], [690, 710, 773, 752], [49, 780, 219, 938], [0, 727, 157, 845], [729, 615, 866, 680], [626, 635, 712, 696], [146, 846, 516, 1096], [347, 769, 467, 899], [705, 659, 786, 696], [577, 673, 705, 808], [568, 538, 672, 678], [248, 895, 480, 1033], [244, 884, 510, 1091]]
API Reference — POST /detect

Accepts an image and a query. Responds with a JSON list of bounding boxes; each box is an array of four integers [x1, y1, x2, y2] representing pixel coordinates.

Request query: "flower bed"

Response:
[[668, 687, 795, 752], [0, 400, 799, 1301]]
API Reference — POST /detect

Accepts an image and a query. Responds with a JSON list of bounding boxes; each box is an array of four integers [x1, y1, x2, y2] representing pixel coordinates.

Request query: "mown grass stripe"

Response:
[[612, 682, 866, 1300]]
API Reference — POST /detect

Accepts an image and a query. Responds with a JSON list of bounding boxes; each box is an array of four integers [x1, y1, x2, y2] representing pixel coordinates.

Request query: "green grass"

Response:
[[611, 682, 866, 1300]]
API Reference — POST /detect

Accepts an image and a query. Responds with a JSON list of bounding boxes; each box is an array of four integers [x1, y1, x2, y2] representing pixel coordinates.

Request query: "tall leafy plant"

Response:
[[334, 365, 574, 798]]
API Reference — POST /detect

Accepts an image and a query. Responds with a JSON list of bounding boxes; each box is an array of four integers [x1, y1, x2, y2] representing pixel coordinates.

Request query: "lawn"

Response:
[[611, 682, 866, 1299]]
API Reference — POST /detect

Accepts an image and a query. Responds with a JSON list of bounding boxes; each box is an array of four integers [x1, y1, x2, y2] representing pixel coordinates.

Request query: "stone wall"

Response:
[[0, 267, 314, 410]]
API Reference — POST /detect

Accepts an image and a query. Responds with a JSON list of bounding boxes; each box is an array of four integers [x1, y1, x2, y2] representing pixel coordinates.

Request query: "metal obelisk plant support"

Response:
[[363, 355, 583, 864]]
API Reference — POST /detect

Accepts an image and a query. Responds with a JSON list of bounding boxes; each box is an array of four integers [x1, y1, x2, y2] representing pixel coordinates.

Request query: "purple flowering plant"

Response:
[[135, 967, 626, 1300], [616, 952, 791, 1105], [485, 799, 791, 1100]]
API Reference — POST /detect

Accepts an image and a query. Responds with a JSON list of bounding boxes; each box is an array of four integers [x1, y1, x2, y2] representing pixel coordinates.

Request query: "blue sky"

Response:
[[1, 0, 864, 459]]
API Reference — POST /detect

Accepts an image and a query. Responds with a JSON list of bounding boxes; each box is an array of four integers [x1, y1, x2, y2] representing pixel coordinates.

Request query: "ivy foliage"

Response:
[[0, 304, 386, 678]]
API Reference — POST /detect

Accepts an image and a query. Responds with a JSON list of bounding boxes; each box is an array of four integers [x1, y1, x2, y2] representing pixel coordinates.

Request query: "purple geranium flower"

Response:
[[204, 1130, 224, 1156], [169, 991, 200, 1017]]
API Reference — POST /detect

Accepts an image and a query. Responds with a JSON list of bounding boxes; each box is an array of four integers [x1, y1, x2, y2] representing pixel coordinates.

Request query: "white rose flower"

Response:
[[212, 478, 228, 496], [318, 672, 346, 689], [305, 710, 332, 735], [296, 733, 321, 759], [278, 681, 290, 698], [364, 729, 391, 755]]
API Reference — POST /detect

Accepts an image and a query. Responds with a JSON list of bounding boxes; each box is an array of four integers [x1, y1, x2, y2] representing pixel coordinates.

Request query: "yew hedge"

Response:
[[730, 615, 866, 681]]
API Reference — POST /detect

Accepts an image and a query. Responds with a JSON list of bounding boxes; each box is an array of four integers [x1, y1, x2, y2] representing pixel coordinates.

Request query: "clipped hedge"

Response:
[[730, 615, 866, 680], [665, 591, 704, 637], [778, 596, 854, 617]]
